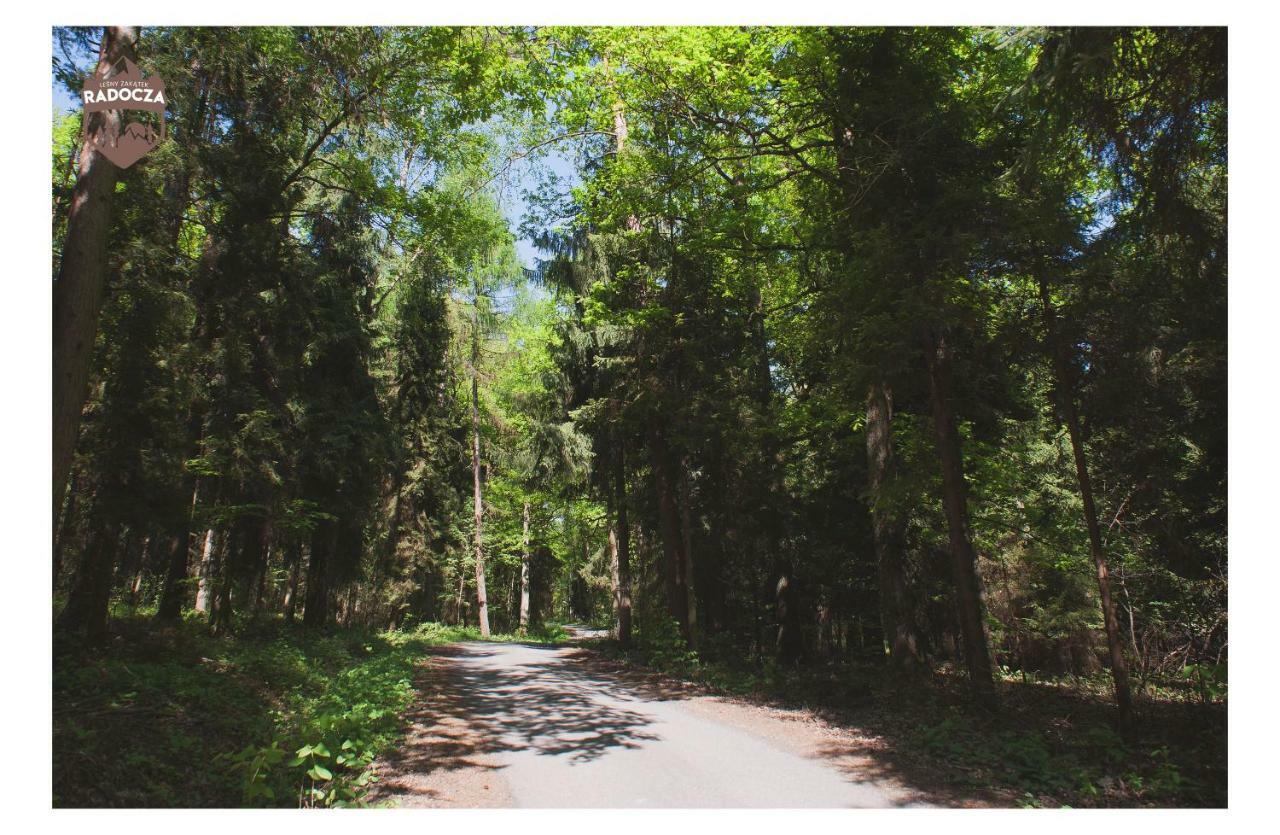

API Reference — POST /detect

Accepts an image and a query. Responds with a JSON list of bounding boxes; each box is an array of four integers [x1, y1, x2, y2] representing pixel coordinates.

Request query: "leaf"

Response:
[[308, 764, 333, 781]]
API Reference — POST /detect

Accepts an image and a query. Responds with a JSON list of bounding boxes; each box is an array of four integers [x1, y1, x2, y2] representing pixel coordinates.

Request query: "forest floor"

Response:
[[51, 611, 562, 807], [576, 635, 1227, 808]]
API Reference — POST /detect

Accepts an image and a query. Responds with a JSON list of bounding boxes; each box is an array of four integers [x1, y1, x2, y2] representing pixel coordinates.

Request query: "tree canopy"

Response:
[[52, 24, 1226, 808]]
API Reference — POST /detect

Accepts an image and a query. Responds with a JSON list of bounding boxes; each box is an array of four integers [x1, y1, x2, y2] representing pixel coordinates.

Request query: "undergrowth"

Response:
[[52, 612, 562, 807], [585, 619, 1226, 808]]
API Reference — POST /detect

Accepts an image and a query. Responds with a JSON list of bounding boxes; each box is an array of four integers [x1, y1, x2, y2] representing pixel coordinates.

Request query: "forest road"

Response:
[[373, 635, 934, 808]]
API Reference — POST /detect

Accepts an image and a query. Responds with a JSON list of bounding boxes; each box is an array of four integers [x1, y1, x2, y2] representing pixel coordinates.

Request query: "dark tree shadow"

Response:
[[373, 642, 674, 802]]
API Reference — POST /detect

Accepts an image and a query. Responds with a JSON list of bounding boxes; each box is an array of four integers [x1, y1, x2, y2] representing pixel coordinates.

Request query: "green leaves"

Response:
[[224, 742, 285, 806], [287, 741, 330, 766]]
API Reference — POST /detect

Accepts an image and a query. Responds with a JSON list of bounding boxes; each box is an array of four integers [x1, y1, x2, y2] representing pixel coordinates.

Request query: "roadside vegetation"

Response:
[[583, 618, 1225, 808], [53, 613, 563, 807]]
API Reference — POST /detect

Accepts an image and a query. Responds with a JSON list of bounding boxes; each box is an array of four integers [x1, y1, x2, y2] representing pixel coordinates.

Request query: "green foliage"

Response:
[[1180, 662, 1227, 703], [53, 616, 476, 807], [636, 617, 701, 673], [225, 742, 284, 804], [54, 24, 1224, 808], [909, 709, 1203, 806]]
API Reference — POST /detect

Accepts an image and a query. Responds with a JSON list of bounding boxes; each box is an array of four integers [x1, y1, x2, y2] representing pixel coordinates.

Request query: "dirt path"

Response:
[[370, 635, 940, 808]]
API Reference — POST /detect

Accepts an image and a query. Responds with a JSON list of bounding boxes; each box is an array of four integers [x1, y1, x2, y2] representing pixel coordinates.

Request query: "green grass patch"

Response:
[[53, 615, 518, 807]]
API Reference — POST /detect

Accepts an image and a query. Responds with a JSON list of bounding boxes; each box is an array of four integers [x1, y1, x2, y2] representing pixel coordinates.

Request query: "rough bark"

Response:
[[924, 330, 996, 703], [53, 467, 81, 590], [678, 461, 699, 645], [1038, 277, 1133, 725], [211, 528, 233, 633], [606, 60, 637, 648], [459, 571, 469, 624], [194, 526, 216, 615], [519, 500, 531, 634], [53, 26, 139, 532], [57, 522, 120, 643], [470, 285, 490, 638], [612, 444, 633, 647], [866, 382, 924, 671]]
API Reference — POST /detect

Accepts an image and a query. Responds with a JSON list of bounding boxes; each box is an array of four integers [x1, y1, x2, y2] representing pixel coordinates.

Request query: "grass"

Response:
[[52, 610, 564, 808], [582, 625, 1226, 808]]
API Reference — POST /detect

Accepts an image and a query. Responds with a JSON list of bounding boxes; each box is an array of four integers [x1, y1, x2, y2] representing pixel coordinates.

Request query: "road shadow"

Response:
[[377, 640, 1221, 808], [633, 654, 1228, 808], [371, 642, 669, 804]]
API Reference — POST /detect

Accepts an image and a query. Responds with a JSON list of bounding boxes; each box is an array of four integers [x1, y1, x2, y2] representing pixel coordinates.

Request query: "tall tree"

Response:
[[469, 262, 492, 638], [53, 26, 138, 531]]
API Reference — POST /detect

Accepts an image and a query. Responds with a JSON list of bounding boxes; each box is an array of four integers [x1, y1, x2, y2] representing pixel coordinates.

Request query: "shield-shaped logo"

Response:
[[81, 57, 167, 169]]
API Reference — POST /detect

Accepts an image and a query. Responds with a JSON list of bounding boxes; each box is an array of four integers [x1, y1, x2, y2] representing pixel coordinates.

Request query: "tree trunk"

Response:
[[343, 584, 358, 628], [303, 521, 335, 628], [470, 283, 490, 638], [53, 467, 81, 591], [57, 522, 120, 643], [774, 559, 802, 665], [612, 444, 633, 647], [194, 526, 216, 615], [52, 26, 139, 532], [745, 275, 795, 664], [678, 462, 698, 646], [1037, 277, 1133, 725], [381, 459, 407, 580], [519, 500, 531, 634], [648, 415, 689, 640], [156, 475, 201, 621], [454, 567, 466, 626], [606, 58, 643, 234], [249, 520, 273, 618], [866, 382, 924, 671], [155, 528, 189, 621], [129, 540, 148, 609], [212, 528, 234, 633], [120, 532, 148, 609], [283, 541, 303, 624], [702, 513, 729, 636], [924, 330, 996, 703]]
